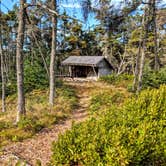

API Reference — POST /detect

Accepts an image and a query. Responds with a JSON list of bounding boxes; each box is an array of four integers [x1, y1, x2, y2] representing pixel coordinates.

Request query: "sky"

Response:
[[1, 0, 166, 12], [0, 0, 99, 29], [0, 0, 166, 29]]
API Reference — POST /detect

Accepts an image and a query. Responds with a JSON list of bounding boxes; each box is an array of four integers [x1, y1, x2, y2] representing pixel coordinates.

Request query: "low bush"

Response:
[[0, 128, 33, 144], [89, 91, 125, 114], [0, 121, 11, 131], [51, 85, 166, 165], [18, 117, 45, 133], [24, 58, 48, 91], [142, 67, 166, 89], [100, 74, 133, 86]]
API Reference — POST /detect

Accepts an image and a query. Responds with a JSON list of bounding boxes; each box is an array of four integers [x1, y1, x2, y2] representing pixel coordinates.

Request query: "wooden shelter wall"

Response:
[[98, 60, 112, 76]]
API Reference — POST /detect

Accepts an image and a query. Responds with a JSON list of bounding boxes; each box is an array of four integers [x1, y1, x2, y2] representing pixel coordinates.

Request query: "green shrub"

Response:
[[0, 81, 17, 96], [0, 121, 11, 131], [18, 117, 44, 133], [24, 59, 48, 91], [51, 85, 166, 166], [100, 74, 133, 85], [89, 91, 125, 114], [0, 128, 33, 144], [142, 67, 166, 89]]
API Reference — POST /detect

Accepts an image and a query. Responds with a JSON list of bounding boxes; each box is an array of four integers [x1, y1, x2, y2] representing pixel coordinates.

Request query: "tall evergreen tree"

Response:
[[49, 0, 57, 106], [0, 2, 6, 112], [16, 0, 26, 122]]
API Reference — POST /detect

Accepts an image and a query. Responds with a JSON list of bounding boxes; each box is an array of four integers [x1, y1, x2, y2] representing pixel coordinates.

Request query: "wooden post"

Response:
[[92, 65, 98, 78]]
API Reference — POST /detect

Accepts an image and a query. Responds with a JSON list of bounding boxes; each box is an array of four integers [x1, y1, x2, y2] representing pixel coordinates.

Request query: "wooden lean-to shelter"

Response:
[[61, 56, 113, 80]]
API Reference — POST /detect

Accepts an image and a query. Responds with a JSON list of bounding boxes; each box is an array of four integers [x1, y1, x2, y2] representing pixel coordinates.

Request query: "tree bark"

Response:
[[152, 0, 159, 71], [132, 46, 141, 91], [16, 0, 26, 122], [136, 7, 148, 93], [137, 48, 145, 92], [0, 1, 6, 112], [0, 43, 6, 113], [49, 0, 57, 106]]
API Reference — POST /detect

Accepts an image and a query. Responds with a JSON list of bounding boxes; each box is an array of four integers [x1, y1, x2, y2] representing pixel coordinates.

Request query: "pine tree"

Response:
[[16, 0, 26, 122]]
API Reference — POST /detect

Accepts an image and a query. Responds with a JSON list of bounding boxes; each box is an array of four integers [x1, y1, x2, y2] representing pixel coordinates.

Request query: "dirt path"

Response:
[[0, 82, 91, 166]]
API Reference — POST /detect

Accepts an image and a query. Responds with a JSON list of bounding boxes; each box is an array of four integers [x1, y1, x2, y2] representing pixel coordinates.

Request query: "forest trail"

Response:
[[0, 81, 93, 166]]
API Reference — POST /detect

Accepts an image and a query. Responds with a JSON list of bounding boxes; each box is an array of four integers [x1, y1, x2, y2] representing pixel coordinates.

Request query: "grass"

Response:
[[0, 83, 78, 148], [99, 73, 134, 89], [0, 79, 131, 149], [88, 83, 131, 116]]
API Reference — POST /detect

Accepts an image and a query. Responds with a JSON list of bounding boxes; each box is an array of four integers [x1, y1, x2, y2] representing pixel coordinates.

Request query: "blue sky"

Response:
[[1, 0, 166, 12], [0, 0, 15, 12], [1, 0, 166, 29], [0, 0, 99, 29]]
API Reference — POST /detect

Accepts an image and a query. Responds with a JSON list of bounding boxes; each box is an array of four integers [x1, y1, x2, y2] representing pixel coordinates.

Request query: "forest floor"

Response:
[[0, 80, 129, 165], [0, 81, 94, 165]]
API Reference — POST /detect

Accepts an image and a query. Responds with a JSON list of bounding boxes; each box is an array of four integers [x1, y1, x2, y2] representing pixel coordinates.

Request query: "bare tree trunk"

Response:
[[16, 0, 26, 122], [0, 1, 6, 112], [137, 48, 145, 92], [132, 34, 142, 91], [136, 7, 148, 93], [0, 5, 6, 112], [49, 0, 57, 106], [152, 0, 159, 71], [133, 5, 148, 93], [0, 44, 6, 112]]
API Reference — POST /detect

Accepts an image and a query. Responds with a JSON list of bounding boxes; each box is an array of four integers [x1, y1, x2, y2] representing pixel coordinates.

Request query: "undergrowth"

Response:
[[0, 83, 78, 148], [100, 74, 133, 88], [142, 67, 166, 89], [89, 89, 129, 115], [51, 85, 166, 166]]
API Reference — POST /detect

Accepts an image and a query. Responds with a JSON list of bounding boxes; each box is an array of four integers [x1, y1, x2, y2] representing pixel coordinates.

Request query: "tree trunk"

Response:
[[0, 43, 6, 113], [136, 7, 148, 93], [133, 5, 148, 93], [132, 45, 141, 91], [0, 1, 6, 112], [137, 48, 145, 92], [152, 0, 159, 71], [16, 0, 26, 122], [49, 0, 57, 106]]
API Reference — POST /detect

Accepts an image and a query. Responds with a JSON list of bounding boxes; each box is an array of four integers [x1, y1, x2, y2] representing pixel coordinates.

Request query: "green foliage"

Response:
[[89, 91, 125, 114], [100, 74, 133, 85], [0, 128, 33, 144], [0, 121, 11, 131], [17, 117, 44, 133], [51, 86, 166, 165], [24, 59, 48, 91], [36, 159, 42, 166], [56, 85, 78, 112], [0, 81, 17, 97], [142, 67, 166, 89], [15, 160, 27, 166]]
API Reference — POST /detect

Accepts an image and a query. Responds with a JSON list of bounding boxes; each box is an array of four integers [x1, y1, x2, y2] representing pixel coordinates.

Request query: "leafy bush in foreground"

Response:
[[51, 86, 166, 166]]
